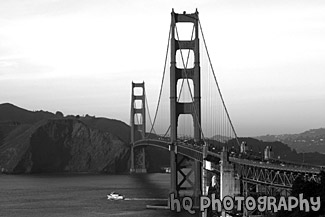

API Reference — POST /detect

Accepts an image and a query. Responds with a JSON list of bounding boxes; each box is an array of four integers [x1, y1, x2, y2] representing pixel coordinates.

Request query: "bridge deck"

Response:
[[207, 151, 321, 174], [134, 139, 322, 174]]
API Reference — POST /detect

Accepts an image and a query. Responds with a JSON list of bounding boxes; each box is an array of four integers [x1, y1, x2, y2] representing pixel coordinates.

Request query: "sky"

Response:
[[0, 0, 324, 137]]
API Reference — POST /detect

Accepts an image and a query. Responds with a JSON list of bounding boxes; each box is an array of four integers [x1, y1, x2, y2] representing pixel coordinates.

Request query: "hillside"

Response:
[[256, 128, 325, 154], [0, 103, 56, 124], [80, 116, 134, 143], [0, 119, 129, 174], [0, 103, 136, 145], [0, 103, 133, 174], [0, 103, 60, 146], [0, 103, 167, 174]]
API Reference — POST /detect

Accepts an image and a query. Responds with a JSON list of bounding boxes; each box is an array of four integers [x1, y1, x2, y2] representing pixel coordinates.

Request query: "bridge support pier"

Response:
[[134, 147, 147, 173], [170, 144, 177, 196], [169, 143, 201, 207], [220, 147, 240, 217], [202, 144, 209, 196], [130, 146, 135, 173], [193, 160, 201, 208]]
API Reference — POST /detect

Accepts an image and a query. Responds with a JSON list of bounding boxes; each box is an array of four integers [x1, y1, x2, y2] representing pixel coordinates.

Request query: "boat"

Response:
[[107, 192, 124, 200]]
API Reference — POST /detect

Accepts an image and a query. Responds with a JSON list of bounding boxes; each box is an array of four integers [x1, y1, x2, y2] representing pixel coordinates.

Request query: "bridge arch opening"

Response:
[[133, 100, 142, 109], [177, 79, 194, 103], [177, 114, 194, 139], [134, 113, 143, 125], [175, 22, 195, 41], [133, 87, 143, 96], [176, 49, 194, 69]]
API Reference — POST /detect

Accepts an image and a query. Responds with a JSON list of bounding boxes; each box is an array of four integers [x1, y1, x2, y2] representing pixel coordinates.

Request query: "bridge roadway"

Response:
[[134, 138, 323, 193], [134, 139, 204, 161], [134, 138, 321, 175]]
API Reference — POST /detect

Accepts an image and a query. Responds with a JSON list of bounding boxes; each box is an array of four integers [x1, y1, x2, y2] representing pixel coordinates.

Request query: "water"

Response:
[[0, 173, 196, 217]]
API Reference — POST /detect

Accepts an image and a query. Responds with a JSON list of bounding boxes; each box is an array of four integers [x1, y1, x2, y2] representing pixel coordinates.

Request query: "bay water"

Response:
[[0, 173, 196, 217]]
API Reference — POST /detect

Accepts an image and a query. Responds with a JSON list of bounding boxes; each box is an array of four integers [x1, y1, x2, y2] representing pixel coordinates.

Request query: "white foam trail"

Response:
[[124, 198, 168, 201]]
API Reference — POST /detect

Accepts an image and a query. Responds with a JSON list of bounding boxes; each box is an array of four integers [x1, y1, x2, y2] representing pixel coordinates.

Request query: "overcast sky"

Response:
[[0, 0, 324, 136]]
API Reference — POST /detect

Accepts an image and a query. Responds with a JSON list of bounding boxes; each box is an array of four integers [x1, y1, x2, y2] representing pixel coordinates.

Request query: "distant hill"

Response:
[[0, 119, 129, 174], [0, 103, 167, 173], [256, 128, 325, 154], [210, 135, 232, 143], [228, 137, 325, 166], [0, 103, 133, 145], [0, 103, 61, 143], [0, 103, 134, 173], [0, 103, 56, 124]]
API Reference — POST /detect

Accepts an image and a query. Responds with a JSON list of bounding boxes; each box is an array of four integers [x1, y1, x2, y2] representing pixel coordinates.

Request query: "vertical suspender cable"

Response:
[[198, 19, 240, 146], [144, 91, 156, 136]]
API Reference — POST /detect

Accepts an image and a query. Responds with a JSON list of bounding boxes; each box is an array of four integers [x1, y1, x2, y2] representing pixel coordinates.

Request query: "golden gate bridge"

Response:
[[129, 9, 322, 217]]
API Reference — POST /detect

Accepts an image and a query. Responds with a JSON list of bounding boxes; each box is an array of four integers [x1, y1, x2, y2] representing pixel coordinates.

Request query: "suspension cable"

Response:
[[148, 24, 172, 136], [198, 18, 240, 146], [163, 125, 170, 138]]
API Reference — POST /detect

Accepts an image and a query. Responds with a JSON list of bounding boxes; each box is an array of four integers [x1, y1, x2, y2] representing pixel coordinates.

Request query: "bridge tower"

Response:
[[170, 9, 202, 204], [130, 82, 147, 173]]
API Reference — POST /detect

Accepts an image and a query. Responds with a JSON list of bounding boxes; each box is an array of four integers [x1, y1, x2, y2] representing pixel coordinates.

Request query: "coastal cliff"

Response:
[[0, 119, 129, 174]]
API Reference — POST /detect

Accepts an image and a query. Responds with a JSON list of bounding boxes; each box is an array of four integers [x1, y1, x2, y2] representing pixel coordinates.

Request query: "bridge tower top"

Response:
[[170, 9, 201, 142], [130, 82, 146, 143]]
